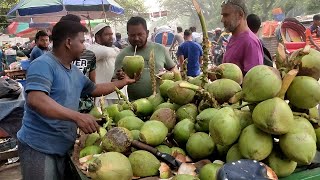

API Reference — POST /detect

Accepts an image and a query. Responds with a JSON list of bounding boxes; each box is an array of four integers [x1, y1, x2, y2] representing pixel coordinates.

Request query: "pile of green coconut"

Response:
[[75, 46, 320, 180]]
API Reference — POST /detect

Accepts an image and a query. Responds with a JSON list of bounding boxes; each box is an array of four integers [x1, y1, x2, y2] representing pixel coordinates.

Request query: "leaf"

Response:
[[277, 69, 298, 99]]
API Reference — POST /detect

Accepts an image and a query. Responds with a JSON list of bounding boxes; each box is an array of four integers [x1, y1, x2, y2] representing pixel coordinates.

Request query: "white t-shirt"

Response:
[[87, 44, 128, 105]]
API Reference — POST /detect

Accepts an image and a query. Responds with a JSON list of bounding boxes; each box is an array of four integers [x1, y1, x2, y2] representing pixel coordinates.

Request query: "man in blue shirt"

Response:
[[17, 19, 138, 180], [29, 30, 49, 61], [177, 29, 203, 77]]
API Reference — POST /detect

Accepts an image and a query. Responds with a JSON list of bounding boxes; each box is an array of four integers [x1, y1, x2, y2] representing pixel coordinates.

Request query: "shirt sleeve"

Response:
[[25, 60, 54, 94], [89, 53, 96, 72], [176, 45, 183, 57], [30, 48, 42, 61], [81, 74, 96, 97], [113, 51, 125, 79], [164, 46, 176, 70], [243, 41, 264, 73]]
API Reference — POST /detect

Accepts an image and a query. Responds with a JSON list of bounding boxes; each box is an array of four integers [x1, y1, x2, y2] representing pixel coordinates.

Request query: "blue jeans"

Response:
[[18, 141, 66, 180]]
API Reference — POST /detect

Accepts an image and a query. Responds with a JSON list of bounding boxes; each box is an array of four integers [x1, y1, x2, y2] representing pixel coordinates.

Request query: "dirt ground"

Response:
[[0, 162, 21, 180]]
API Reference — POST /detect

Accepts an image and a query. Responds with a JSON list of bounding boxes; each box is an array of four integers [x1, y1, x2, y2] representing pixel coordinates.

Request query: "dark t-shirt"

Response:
[[177, 41, 203, 77]]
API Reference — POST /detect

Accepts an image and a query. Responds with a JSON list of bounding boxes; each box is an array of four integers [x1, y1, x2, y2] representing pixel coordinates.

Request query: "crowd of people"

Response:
[[1, 0, 319, 179]]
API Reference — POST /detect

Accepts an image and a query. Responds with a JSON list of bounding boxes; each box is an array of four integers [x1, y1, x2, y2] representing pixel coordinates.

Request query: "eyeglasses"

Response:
[[222, 0, 246, 14]]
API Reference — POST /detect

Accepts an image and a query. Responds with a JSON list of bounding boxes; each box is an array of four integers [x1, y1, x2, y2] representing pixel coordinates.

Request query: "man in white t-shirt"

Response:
[[87, 23, 128, 105]]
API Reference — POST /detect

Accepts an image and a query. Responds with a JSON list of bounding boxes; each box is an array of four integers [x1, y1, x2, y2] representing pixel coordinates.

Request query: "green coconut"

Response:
[[89, 106, 103, 119], [150, 108, 176, 130], [209, 107, 241, 146], [80, 145, 103, 158], [173, 119, 195, 146], [315, 126, 320, 150], [242, 65, 282, 102], [234, 109, 253, 130], [105, 104, 122, 120], [186, 132, 215, 160], [309, 106, 320, 121], [188, 76, 203, 86], [171, 147, 186, 156], [139, 120, 168, 146], [286, 76, 320, 109], [155, 102, 179, 111], [102, 127, 132, 153], [129, 150, 160, 177], [216, 63, 243, 84], [156, 145, 172, 155], [172, 174, 200, 180], [199, 163, 223, 180], [117, 116, 144, 131], [297, 48, 320, 80], [252, 97, 294, 135], [226, 143, 244, 163], [239, 124, 273, 161], [130, 130, 140, 141], [280, 132, 316, 165], [88, 152, 133, 180], [167, 81, 196, 105], [205, 79, 242, 104], [148, 93, 165, 109], [195, 108, 219, 132], [161, 71, 175, 80], [114, 110, 136, 123], [176, 104, 198, 122], [266, 149, 297, 178], [133, 98, 154, 117], [85, 127, 107, 147], [159, 80, 175, 98], [291, 116, 316, 141], [216, 144, 232, 159], [122, 55, 145, 79]]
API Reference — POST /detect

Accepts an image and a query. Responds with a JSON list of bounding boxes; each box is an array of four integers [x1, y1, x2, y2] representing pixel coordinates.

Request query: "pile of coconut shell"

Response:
[[73, 45, 320, 180]]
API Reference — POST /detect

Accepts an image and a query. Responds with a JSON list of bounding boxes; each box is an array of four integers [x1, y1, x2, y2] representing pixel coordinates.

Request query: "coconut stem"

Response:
[[192, 0, 209, 87], [234, 103, 256, 110], [181, 58, 188, 80], [293, 112, 318, 123], [98, 97, 113, 130], [115, 87, 134, 111], [149, 49, 157, 95], [178, 82, 219, 108]]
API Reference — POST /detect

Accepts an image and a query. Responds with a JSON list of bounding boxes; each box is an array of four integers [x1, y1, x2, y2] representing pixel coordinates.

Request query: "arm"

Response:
[[91, 77, 135, 97], [178, 55, 184, 68], [308, 36, 320, 51], [27, 91, 99, 134], [169, 35, 178, 51], [89, 70, 96, 83]]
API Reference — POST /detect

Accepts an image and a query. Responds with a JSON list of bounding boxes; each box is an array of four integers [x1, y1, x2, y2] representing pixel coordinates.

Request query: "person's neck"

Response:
[[52, 48, 73, 69], [232, 21, 250, 36]]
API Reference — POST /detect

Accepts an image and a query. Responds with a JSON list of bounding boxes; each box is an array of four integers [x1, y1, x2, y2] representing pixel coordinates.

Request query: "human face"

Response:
[[67, 32, 86, 60], [97, 27, 114, 47], [314, 20, 320, 27], [127, 24, 149, 49], [221, 4, 241, 33], [37, 35, 49, 49]]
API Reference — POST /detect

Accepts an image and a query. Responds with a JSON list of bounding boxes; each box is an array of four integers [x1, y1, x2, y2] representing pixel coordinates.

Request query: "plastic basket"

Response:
[[0, 138, 17, 152]]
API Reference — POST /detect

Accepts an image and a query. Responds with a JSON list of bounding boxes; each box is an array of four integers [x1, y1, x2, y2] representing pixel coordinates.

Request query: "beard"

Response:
[[131, 39, 147, 49], [38, 45, 48, 51], [224, 17, 241, 33]]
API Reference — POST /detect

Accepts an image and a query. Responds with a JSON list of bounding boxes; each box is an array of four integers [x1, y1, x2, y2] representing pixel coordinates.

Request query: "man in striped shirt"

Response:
[[306, 14, 320, 51]]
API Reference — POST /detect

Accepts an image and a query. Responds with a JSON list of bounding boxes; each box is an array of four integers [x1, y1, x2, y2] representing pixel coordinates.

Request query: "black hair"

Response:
[[116, 33, 121, 39], [127, 16, 147, 31], [314, 14, 320, 21], [52, 20, 88, 49], [60, 14, 81, 23], [189, 26, 196, 32], [35, 30, 48, 41], [247, 14, 261, 34], [184, 29, 192, 36], [95, 26, 111, 38], [177, 26, 183, 33]]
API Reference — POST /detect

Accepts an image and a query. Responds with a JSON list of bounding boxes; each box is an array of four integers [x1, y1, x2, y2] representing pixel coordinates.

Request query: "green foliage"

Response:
[[0, 0, 18, 31]]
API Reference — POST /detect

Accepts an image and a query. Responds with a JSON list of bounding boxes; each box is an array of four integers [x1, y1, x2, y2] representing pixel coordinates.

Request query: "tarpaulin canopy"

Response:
[[7, 0, 124, 23]]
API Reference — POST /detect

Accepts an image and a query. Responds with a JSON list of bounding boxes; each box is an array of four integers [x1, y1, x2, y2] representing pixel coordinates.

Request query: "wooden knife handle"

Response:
[[131, 140, 158, 155]]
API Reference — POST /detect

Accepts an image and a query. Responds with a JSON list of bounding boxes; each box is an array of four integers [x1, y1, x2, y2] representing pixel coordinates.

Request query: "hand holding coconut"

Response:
[[73, 113, 100, 134]]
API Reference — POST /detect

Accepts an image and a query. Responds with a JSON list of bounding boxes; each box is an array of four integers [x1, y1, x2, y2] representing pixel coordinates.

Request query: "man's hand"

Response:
[[116, 69, 125, 80], [73, 113, 100, 134], [123, 72, 141, 85]]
